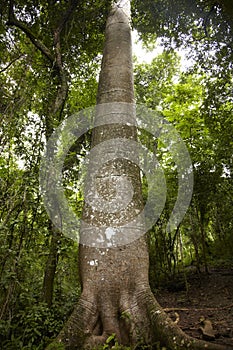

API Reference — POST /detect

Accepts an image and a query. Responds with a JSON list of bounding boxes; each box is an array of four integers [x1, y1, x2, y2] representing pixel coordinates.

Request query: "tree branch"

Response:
[[54, 0, 79, 43], [7, 0, 54, 64]]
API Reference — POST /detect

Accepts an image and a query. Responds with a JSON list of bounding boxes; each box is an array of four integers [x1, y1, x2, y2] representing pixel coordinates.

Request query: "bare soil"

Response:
[[156, 266, 233, 348]]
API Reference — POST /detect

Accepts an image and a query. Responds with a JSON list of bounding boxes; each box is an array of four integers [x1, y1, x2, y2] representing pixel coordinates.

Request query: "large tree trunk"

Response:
[[46, 2, 233, 349]]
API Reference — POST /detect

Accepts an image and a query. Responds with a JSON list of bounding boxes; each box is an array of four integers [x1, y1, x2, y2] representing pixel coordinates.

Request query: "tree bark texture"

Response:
[[46, 3, 233, 350]]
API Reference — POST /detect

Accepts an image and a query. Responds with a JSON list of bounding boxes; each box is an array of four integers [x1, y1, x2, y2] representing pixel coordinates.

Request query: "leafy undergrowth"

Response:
[[0, 293, 78, 350], [93, 335, 166, 350]]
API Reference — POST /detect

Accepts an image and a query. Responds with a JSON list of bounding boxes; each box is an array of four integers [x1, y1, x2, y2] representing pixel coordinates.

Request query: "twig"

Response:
[[164, 304, 233, 312], [0, 54, 25, 73]]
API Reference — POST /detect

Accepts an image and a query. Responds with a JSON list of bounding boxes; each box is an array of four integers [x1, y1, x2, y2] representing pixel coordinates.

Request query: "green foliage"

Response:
[[134, 50, 180, 109], [0, 303, 62, 349], [120, 311, 131, 320], [94, 333, 163, 350], [135, 41, 233, 285], [46, 342, 65, 350]]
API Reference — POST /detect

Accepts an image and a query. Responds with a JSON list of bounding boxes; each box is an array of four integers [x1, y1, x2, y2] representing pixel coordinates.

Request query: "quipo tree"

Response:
[[44, 1, 233, 349]]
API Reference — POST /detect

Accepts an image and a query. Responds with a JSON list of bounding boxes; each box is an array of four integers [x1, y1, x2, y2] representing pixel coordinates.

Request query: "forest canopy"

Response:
[[0, 0, 232, 348]]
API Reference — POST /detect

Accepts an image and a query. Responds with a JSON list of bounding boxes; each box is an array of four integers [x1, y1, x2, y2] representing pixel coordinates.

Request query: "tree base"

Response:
[[45, 290, 233, 350]]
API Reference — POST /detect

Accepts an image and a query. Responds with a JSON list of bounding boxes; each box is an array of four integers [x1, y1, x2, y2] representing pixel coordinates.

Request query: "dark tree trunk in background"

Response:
[[41, 223, 61, 307]]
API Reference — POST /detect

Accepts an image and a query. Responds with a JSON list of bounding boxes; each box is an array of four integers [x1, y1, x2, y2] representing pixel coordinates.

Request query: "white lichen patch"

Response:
[[96, 248, 106, 255], [97, 233, 105, 244], [88, 259, 99, 266], [105, 227, 116, 240], [154, 310, 161, 315]]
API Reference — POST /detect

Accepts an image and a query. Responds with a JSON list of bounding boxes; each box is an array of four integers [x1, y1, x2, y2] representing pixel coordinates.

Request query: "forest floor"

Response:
[[156, 265, 233, 348]]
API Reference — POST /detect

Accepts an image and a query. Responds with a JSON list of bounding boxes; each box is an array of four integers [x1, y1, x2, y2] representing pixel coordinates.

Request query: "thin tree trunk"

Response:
[[41, 223, 61, 307]]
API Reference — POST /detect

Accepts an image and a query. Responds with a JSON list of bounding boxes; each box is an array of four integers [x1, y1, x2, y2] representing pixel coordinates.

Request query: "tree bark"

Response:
[[46, 2, 233, 349], [41, 223, 61, 308]]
